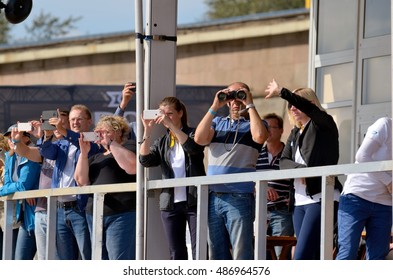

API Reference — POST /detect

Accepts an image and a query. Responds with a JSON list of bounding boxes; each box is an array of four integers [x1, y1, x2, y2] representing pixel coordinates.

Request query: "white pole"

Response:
[[135, 0, 145, 260]]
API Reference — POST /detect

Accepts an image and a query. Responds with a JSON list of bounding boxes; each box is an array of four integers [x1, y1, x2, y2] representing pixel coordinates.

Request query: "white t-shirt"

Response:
[[293, 147, 340, 206], [58, 144, 78, 202], [169, 140, 187, 203], [342, 117, 392, 206]]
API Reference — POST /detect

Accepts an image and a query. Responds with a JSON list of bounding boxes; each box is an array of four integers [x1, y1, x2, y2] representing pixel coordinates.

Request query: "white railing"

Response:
[[1, 160, 391, 260]]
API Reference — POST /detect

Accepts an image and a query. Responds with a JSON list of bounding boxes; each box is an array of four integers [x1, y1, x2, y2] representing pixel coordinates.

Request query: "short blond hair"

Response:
[[95, 115, 129, 140]]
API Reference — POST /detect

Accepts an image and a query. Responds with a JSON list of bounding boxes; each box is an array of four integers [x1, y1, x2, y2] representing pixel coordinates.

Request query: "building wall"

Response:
[[0, 11, 310, 141]]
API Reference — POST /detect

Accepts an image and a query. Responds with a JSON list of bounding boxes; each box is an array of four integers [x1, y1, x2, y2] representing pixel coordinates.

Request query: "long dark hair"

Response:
[[159, 97, 188, 128]]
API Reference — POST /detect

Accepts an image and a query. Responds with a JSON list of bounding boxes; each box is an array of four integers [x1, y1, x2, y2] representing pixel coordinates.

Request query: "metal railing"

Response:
[[1, 160, 391, 260]]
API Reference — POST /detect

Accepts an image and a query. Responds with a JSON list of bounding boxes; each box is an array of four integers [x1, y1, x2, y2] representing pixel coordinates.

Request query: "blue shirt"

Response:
[[207, 116, 262, 193]]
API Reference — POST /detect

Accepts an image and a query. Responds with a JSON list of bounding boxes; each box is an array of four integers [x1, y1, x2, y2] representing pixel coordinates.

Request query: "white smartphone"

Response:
[[82, 132, 100, 142], [17, 122, 32, 132], [143, 109, 162, 119]]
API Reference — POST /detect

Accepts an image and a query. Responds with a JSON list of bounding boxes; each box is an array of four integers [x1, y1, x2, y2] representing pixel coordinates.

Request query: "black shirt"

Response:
[[85, 140, 136, 216]]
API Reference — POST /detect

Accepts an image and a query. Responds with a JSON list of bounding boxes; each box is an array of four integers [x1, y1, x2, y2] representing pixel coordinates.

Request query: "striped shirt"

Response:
[[256, 144, 293, 210], [207, 116, 262, 193]]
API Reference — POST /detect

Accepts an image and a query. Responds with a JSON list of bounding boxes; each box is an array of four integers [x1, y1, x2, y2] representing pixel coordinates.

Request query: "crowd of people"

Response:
[[0, 80, 391, 260]]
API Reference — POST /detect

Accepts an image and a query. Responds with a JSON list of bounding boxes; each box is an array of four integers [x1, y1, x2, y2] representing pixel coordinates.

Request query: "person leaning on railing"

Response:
[[194, 82, 268, 260], [139, 97, 205, 260], [74, 115, 137, 260], [0, 125, 41, 260], [265, 79, 343, 260]]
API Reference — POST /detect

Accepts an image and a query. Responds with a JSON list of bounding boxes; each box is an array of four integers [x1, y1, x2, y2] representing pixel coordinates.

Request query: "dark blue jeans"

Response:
[[56, 206, 91, 260], [208, 192, 255, 260], [161, 202, 197, 260], [86, 211, 136, 260], [336, 194, 392, 260], [15, 226, 36, 260], [293, 201, 338, 260]]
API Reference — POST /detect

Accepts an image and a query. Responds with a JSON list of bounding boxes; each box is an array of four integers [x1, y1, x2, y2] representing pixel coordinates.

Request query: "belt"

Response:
[[57, 201, 78, 209]]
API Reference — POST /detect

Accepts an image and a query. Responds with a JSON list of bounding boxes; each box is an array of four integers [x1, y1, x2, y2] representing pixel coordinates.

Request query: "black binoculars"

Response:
[[217, 90, 246, 101]]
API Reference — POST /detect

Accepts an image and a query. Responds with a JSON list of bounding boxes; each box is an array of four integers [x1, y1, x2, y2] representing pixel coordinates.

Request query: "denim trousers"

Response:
[[336, 193, 392, 260], [15, 226, 36, 260], [208, 192, 255, 260], [35, 210, 48, 260], [86, 211, 136, 260], [56, 206, 91, 260], [161, 202, 197, 260], [268, 209, 294, 258], [293, 201, 338, 260]]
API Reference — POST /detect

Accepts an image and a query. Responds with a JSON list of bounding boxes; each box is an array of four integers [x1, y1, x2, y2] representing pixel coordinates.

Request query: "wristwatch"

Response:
[[12, 139, 20, 150]]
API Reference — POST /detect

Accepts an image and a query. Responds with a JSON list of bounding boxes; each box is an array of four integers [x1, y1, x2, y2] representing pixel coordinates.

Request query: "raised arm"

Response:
[[194, 89, 224, 146]]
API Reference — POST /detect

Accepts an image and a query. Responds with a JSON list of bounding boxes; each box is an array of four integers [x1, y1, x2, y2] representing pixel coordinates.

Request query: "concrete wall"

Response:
[[0, 11, 310, 141]]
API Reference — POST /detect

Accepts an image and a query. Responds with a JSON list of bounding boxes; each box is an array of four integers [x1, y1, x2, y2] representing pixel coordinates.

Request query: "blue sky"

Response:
[[9, 0, 208, 40]]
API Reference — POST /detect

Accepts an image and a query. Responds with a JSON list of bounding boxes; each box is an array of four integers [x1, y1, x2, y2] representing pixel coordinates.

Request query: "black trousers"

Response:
[[161, 202, 197, 260]]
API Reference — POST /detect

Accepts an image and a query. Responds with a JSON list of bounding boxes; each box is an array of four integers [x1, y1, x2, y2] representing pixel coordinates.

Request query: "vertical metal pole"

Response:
[[46, 196, 58, 260], [3, 200, 14, 260], [135, 0, 145, 260], [254, 180, 268, 260], [321, 175, 334, 260], [91, 193, 105, 260], [143, 0, 178, 260], [196, 184, 208, 260]]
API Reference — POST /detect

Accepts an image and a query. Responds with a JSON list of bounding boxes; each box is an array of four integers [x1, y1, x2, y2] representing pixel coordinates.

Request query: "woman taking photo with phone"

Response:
[[139, 96, 205, 260], [74, 115, 137, 260]]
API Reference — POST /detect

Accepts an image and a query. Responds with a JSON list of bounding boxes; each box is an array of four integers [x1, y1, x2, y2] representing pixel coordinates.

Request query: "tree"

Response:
[[205, 0, 306, 19], [0, 15, 11, 44], [24, 10, 82, 41]]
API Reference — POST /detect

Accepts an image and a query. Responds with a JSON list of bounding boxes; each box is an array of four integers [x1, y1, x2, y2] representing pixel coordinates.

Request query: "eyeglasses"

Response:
[[70, 117, 87, 123]]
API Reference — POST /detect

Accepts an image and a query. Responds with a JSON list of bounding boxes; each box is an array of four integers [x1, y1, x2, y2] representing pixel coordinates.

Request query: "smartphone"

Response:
[[128, 82, 136, 93], [82, 132, 100, 142], [143, 109, 162, 119], [17, 122, 32, 132], [41, 110, 58, 131]]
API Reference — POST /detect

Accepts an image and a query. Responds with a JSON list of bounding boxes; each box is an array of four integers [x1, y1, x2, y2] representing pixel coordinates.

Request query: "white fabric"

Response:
[[294, 147, 340, 206], [342, 117, 392, 206], [58, 144, 77, 202], [169, 140, 187, 203]]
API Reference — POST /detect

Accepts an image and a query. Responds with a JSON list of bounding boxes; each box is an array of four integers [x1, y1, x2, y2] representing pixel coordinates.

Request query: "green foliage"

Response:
[[24, 10, 82, 41], [205, 0, 306, 19], [0, 15, 11, 44]]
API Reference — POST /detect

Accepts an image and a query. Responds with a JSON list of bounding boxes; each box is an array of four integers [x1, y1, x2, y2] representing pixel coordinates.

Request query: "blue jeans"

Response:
[[208, 192, 255, 260], [293, 201, 338, 260], [35, 210, 59, 260], [86, 211, 136, 260], [15, 226, 36, 260], [35, 210, 47, 260], [56, 206, 91, 260], [161, 203, 197, 260], [268, 209, 294, 258], [336, 194, 392, 260]]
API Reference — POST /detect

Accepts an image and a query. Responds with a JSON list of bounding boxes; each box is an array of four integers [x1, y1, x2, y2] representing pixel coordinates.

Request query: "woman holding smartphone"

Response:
[[74, 115, 137, 260], [139, 97, 205, 260]]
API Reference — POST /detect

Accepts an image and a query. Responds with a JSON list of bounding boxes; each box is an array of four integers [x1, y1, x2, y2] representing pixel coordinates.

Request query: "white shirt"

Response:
[[169, 140, 187, 203], [58, 144, 78, 202], [342, 117, 392, 206]]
